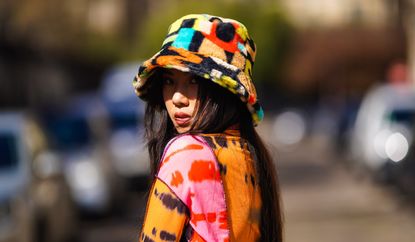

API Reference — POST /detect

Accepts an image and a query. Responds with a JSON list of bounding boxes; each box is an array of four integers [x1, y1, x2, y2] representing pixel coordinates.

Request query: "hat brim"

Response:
[[133, 46, 264, 125]]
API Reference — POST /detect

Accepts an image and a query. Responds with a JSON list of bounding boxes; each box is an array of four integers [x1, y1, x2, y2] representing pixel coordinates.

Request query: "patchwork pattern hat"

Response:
[[133, 14, 264, 125]]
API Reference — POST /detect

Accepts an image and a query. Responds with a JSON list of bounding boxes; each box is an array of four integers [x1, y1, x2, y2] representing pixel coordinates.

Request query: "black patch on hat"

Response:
[[225, 51, 234, 64], [166, 30, 179, 38], [185, 62, 205, 77], [181, 18, 195, 28], [189, 31, 204, 52], [241, 85, 249, 99], [216, 22, 235, 42], [246, 54, 254, 66], [248, 38, 256, 51], [160, 47, 180, 56], [210, 17, 223, 23], [161, 41, 173, 50], [198, 58, 236, 78], [138, 65, 146, 74], [151, 58, 158, 66]]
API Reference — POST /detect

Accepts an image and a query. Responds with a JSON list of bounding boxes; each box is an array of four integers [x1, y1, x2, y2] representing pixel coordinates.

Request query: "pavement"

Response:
[[276, 135, 415, 242]]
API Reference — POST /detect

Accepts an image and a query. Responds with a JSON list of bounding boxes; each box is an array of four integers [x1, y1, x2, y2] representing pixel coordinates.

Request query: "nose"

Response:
[[172, 90, 189, 108]]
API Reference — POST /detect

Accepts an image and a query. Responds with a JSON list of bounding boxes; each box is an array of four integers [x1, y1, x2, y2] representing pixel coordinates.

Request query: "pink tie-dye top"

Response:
[[140, 131, 261, 242]]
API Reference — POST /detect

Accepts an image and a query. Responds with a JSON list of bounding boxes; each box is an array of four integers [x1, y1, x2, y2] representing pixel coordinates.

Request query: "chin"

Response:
[[176, 126, 191, 133]]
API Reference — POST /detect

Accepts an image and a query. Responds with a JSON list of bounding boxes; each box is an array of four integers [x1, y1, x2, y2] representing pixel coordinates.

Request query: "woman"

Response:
[[133, 14, 283, 242]]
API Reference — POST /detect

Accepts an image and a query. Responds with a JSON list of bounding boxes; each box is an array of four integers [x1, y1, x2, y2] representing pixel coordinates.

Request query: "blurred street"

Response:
[[2, 1, 415, 242], [73, 123, 415, 242], [278, 136, 415, 242], [76, 191, 145, 242]]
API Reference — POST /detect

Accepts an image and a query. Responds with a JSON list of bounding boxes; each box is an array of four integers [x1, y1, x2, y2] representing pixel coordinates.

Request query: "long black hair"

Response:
[[143, 69, 283, 242]]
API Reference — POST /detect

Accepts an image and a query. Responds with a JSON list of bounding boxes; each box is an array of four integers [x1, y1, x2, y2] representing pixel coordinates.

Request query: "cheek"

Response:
[[162, 87, 174, 107], [162, 88, 174, 116], [189, 85, 199, 99], [189, 85, 199, 113], [192, 97, 201, 115], [190, 100, 198, 115], [162, 86, 170, 103], [164, 100, 176, 122]]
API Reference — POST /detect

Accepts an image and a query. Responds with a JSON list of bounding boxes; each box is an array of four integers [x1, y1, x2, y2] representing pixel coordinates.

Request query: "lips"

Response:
[[174, 112, 192, 126]]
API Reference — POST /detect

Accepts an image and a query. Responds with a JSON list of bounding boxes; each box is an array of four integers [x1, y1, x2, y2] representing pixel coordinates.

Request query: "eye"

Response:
[[162, 77, 174, 85], [189, 78, 199, 85]]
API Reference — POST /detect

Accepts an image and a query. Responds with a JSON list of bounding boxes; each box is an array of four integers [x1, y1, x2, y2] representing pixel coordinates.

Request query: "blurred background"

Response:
[[1, 0, 415, 241]]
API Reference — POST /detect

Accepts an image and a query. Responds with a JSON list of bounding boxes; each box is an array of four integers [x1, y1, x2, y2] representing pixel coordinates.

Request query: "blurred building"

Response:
[[1, 0, 413, 109], [0, 0, 149, 109], [405, 0, 415, 84], [277, 0, 407, 101], [280, 0, 397, 28]]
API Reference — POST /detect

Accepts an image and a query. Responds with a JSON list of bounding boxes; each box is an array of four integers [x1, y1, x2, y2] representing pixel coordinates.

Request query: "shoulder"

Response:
[[162, 134, 208, 159], [158, 134, 218, 179], [157, 134, 222, 204], [160, 134, 214, 167]]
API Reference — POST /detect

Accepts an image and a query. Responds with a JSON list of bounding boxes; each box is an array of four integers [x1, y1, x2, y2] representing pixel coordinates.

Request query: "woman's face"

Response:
[[162, 69, 199, 133]]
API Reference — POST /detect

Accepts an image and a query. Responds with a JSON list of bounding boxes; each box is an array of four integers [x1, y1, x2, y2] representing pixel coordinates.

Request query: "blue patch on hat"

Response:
[[238, 42, 246, 55], [172, 28, 195, 50]]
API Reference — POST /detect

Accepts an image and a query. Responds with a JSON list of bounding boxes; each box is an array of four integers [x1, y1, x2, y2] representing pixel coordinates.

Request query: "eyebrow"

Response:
[[161, 69, 174, 76]]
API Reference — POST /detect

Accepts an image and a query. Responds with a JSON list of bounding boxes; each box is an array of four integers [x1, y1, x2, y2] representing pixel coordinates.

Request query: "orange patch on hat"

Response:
[[156, 48, 204, 67], [156, 56, 187, 67], [173, 47, 204, 63]]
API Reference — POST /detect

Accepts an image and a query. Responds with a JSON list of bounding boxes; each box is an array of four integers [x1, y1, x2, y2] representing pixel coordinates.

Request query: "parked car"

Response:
[[351, 84, 415, 183], [379, 108, 415, 194], [271, 109, 307, 149], [41, 94, 124, 215], [100, 62, 150, 190], [0, 112, 76, 242]]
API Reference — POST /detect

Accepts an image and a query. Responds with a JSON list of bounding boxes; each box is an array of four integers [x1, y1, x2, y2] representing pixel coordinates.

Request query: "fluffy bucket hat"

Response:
[[133, 14, 264, 125]]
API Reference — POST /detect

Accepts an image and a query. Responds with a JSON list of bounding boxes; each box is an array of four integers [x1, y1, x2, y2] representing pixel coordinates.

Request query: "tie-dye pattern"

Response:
[[140, 130, 261, 242], [201, 130, 261, 241], [157, 135, 228, 242], [140, 179, 189, 242]]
